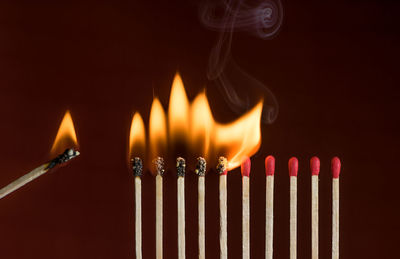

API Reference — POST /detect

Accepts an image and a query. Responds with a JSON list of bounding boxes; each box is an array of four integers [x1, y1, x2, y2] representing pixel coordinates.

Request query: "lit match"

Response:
[[217, 156, 228, 259], [195, 157, 206, 259], [176, 157, 186, 259], [0, 111, 80, 200]]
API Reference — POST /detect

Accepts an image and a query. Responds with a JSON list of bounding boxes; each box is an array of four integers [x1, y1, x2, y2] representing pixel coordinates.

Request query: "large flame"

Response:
[[129, 112, 146, 159], [50, 110, 78, 156], [149, 98, 167, 160]]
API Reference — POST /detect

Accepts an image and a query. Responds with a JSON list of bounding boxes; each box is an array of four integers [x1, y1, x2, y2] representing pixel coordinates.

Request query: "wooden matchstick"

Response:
[[177, 157, 186, 259], [331, 157, 341, 259], [0, 148, 80, 200], [217, 156, 228, 259], [289, 157, 298, 259], [265, 156, 275, 259], [195, 157, 206, 259], [241, 158, 251, 259], [153, 157, 165, 259], [132, 157, 143, 259], [310, 157, 320, 259]]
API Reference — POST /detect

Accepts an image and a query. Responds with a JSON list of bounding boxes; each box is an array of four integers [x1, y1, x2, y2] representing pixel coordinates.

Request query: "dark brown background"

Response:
[[0, 0, 398, 258]]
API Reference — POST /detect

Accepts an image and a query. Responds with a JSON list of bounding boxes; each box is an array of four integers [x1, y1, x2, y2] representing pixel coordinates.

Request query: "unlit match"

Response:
[[153, 157, 165, 259], [176, 157, 186, 259], [310, 157, 320, 259], [331, 157, 341, 259], [241, 158, 251, 259], [0, 148, 80, 200], [132, 157, 143, 259], [195, 157, 206, 259], [217, 156, 228, 259], [289, 157, 298, 259], [265, 156, 275, 259]]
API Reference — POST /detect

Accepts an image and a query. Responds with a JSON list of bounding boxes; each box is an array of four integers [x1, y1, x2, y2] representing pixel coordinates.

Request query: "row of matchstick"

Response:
[[131, 155, 342, 259]]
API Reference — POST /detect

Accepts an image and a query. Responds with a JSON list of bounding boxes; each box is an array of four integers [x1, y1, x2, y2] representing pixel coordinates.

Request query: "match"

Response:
[[310, 157, 320, 259], [331, 157, 341, 259], [132, 157, 143, 259], [241, 158, 251, 259], [265, 156, 275, 259], [153, 157, 165, 259], [0, 148, 80, 200], [289, 157, 298, 259], [195, 157, 206, 259], [217, 156, 228, 259], [177, 157, 186, 259]]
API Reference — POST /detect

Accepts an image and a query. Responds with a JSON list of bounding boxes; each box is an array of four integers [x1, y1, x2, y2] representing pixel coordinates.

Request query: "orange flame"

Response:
[[50, 110, 78, 156], [129, 112, 146, 159], [149, 98, 167, 161]]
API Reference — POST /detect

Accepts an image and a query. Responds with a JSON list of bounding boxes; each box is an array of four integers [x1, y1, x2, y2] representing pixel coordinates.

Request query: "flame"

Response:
[[129, 112, 146, 159], [50, 110, 78, 156], [149, 98, 167, 159]]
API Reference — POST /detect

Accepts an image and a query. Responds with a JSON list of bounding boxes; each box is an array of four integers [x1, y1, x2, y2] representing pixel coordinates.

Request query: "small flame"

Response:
[[50, 110, 78, 156], [129, 112, 146, 159], [149, 98, 167, 160]]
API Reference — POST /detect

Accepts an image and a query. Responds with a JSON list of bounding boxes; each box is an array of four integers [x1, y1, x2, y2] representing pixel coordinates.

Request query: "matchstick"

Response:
[[241, 158, 251, 259], [195, 157, 206, 259], [0, 148, 80, 200], [132, 157, 143, 259], [217, 156, 228, 259], [289, 157, 298, 259], [177, 157, 186, 259], [265, 156, 275, 259], [153, 157, 165, 259], [331, 157, 341, 259], [310, 157, 320, 259]]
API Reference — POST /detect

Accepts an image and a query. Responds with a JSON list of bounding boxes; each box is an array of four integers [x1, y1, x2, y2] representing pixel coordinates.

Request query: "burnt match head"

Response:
[[331, 156, 341, 178], [310, 156, 320, 176], [195, 157, 206, 177], [153, 157, 165, 176], [47, 148, 80, 169], [241, 157, 251, 177], [176, 157, 186, 177], [216, 156, 228, 175], [265, 155, 275, 176], [288, 157, 298, 177], [131, 157, 143, 177]]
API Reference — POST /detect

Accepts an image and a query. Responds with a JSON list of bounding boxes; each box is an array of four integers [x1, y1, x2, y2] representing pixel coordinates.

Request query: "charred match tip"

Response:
[[288, 157, 298, 177], [195, 157, 206, 177], [131, 157, 143, 177], [331, 156, 341, 178], [46, 148, 80, 169], [310, 156, 320, 176], [241, 157, 251, 177], [176, 157, 186, 177], [217, 156, 228, 175], [265, 155, 275, 176], [153, 157, 165, 176]]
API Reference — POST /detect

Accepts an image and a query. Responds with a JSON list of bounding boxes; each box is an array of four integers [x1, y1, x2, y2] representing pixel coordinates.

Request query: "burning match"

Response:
[[195, 157, 206, 259], [153, 157, 165, 259], [289, 157, 298, 259], [0, 111, 79, 200], [331, 157, 341, 259], [217, 156, 228, 259], [310, 157, 320, 259], [176, 157, 186, 259], [265, 156, 275, 259], [241, 157, 251, 259]]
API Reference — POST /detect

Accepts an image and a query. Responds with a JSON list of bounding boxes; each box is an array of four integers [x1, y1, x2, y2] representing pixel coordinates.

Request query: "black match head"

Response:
[[46, 148, 80, 169], [195, 157, 206, 176], [216, 156, 228, 175], [131, 157, 143, 177], [176, 157, 186, 177], [153, 157, 165, 176]]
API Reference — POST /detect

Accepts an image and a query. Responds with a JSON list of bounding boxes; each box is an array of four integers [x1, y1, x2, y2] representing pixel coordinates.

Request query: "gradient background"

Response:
[[0, 0, 398, 258]]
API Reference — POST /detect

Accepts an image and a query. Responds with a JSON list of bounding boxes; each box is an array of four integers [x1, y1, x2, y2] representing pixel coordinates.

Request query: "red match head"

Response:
[[288, 157, 298, 177], [331, 157, 341, 178], [265, 156, 275, 176], [241, 157, 251, 177], [310, 156, 320, 176]]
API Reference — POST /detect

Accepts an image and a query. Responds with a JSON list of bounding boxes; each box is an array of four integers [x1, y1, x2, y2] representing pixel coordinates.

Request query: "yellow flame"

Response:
[[50, 110, 78, 156], [149, 98, 167, 160], [129, 112, 146, 159]]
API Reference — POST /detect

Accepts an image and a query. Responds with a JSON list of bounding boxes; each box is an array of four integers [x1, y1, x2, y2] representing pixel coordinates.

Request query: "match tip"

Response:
[[46, 148, 80, 169], [288, 157, 298, 177], [331, 156, 341, 178], [216, 156, 228, 175], [153, 157, 165, 176], [176, 157, 186, 177], [310, 156, 320, 176], [241, 157, 251, 177], [265, 155, 275, 176], [131, 157, 143, 177], [195, 157, 206, 176]]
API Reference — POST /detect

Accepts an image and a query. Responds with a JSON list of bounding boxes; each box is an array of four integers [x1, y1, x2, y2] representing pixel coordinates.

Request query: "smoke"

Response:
[[199, 0, 283, 124]]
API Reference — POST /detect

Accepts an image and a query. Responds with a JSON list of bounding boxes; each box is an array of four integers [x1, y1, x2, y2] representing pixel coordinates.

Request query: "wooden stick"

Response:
[[196, 157, 206, 259], [135, 176, 142, 259], [177, 158, 186, 259], [217, 157, 228, 259], [289, 157, 298, 259], [241, 158, 251, 259], [265, 155, 275, 259], [0, 148, 79, 200], [331, 157, 341, 259], [310, 157, 320, 259], [154, 157, 165, 259]]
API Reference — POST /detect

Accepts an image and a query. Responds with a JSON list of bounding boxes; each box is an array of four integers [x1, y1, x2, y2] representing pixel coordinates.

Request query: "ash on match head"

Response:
[[176, 157, 186, 177], [131, 157, 143, 177], [216, 156, 228, 175], [195, 157, 206, 176], [46, 148, 80, 169], [153, 157, 165, 176]]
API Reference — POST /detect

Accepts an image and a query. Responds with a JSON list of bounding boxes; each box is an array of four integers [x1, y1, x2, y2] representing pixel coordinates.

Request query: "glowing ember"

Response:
[[50, 110, 79, 156]]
